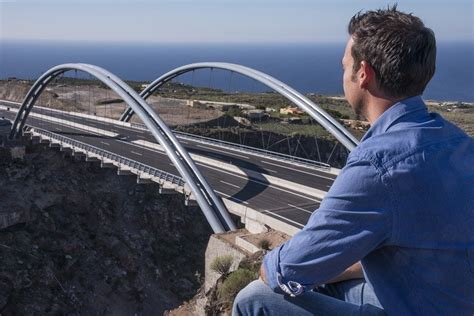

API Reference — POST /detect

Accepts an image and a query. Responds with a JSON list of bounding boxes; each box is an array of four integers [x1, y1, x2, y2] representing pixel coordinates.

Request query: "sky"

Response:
[[0, 0, 473, 43]]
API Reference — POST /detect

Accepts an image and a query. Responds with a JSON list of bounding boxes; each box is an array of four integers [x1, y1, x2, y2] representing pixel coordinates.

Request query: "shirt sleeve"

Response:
[[262, 156, 394, 295]]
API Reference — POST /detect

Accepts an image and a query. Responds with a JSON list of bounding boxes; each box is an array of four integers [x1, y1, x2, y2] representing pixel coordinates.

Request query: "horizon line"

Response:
[[2, 38, 474, 46]]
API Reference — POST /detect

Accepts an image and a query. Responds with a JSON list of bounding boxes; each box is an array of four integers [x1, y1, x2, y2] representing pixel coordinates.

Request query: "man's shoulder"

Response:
[[350, 118, 472, 173]]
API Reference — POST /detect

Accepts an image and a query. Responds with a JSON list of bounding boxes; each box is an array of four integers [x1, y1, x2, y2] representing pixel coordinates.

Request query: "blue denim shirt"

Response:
[[263, 96, 474, 315]]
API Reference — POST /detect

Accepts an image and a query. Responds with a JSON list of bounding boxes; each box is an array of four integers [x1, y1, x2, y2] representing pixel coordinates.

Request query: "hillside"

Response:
[[0, 142, 212, 314]]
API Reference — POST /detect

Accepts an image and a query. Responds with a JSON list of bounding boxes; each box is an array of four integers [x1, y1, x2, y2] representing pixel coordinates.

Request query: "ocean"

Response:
[[1, 40, 473, 102]]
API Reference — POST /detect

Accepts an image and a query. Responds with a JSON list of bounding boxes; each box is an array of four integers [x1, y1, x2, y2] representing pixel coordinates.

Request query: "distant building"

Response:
[[245, 109, 266, 120], [280, 107, 303, 115]]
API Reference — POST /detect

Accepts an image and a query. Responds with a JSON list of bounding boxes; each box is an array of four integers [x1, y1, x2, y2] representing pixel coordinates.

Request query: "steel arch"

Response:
[[120, 62, 359, 152], [10, 63, 236, 233]]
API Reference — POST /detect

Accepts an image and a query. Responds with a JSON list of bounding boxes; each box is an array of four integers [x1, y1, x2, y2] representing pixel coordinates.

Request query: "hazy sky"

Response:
[[1, 0, 473, 43]]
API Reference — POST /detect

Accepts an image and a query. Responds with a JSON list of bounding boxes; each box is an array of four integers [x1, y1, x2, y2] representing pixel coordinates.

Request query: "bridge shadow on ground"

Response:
[[187, 147, 271, 204]]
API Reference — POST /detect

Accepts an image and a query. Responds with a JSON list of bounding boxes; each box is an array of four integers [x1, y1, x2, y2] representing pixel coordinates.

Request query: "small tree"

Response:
[[210, 255, 234, 276], [258, 238, 271, 250], [218, 268, 257, 302]]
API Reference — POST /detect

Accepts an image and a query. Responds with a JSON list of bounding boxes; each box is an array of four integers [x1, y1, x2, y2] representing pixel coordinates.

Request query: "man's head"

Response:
[[343, 5, 436, 115]]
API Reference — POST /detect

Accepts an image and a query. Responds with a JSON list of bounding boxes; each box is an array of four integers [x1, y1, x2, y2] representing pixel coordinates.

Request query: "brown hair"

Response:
[[348, 5, 436, 99]]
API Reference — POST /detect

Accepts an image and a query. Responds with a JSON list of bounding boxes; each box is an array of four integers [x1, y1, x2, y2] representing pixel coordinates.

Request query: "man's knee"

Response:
[[233, 279, 271, 315]]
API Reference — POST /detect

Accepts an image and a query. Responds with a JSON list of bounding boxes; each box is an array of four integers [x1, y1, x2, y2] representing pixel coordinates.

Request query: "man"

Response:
[[233, 6, 474, 316]]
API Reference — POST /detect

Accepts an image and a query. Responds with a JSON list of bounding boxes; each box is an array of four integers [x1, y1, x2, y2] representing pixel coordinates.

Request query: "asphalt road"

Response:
[[1, 101, 338, 229]]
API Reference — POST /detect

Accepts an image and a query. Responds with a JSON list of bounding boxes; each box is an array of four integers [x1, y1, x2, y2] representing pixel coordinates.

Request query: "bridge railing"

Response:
[[129, 122, 331, 170], [27, 126, 185, 187]]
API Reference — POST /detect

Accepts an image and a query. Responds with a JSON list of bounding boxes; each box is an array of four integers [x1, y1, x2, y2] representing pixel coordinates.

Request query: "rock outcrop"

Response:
[[0, 142, 212, 314]]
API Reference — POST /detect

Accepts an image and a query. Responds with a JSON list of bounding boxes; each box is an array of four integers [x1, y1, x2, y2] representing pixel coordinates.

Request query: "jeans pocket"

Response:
[[467, 248, 474, 274]]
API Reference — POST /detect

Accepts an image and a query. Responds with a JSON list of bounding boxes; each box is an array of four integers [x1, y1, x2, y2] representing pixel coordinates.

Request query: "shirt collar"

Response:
[[361, 95, 427, 142]]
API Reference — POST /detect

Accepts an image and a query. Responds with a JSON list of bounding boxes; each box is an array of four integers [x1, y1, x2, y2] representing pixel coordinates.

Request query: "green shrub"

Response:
[[210, 255, 234, 276], [258, 238, 271, 250], [219, 268, 257, 302]]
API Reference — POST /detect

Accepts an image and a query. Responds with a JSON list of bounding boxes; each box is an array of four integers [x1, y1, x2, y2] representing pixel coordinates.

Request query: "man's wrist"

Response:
[[259, 264, 268, 284]]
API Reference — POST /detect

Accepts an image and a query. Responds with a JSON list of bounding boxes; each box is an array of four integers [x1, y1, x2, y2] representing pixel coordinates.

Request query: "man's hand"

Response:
[[326, 262, 364, 284]]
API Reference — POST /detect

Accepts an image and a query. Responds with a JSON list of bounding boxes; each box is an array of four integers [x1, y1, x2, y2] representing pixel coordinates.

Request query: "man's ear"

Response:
[[358, 61, 375, 89]]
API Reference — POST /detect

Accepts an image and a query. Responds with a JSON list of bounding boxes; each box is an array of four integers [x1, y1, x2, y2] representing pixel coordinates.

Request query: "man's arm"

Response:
[[260, 262, 363, 285], [261, 157, 394, 295], [326, 262, 363, 284]]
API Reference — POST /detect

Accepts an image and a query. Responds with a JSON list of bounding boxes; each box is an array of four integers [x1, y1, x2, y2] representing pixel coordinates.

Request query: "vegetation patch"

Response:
[[210, 255, 234, 276], [218, 268, 257, 303], [95, 98, 123, 105], [258, 238, 271, 251]]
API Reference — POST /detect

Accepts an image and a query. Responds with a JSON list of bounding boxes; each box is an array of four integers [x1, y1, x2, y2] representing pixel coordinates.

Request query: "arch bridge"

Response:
[[6, 62, 358, 235], [120, 62, 358, 152]]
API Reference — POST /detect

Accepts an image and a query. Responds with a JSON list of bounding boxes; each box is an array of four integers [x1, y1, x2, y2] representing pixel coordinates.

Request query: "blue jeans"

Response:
[[232, 278, 385, 316]]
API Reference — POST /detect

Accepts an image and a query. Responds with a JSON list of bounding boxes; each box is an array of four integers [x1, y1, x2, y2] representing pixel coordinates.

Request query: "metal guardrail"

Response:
[[2, 99, 328, 170], [129, 122, 331, 170], [27, 126, 185, 187]]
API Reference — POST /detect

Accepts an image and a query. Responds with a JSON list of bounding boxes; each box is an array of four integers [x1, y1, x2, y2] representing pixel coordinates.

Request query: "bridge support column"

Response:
[[60, 145, 72, 153], [49, 141, 60, 148], [85, 154, 100, 162], [100, 159, 115, 168], [72, 151, 86, 161], [158, 184, 175, 194], [184, 194, 198, 206], [30, 135, 41, 144], [137, 174, 153, 184], [117, 167, 133, 176], [242, 217, 268, 234]]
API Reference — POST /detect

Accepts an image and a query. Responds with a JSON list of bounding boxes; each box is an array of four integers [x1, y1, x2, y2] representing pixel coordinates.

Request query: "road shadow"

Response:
[[187, 146, 271, 204]]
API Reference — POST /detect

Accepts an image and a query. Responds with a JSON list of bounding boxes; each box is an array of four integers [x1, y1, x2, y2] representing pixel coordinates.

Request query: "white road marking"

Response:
[[197, 162, 321, 203], [287, 203, 314, 215], [100, 141, 110, 146], [197, 144, 250, 159], [261, 210, 305, 228], [116, 140, 168, 156], [261, 160, 336, 180], [131, 151, 143, 156], [215, 190, 249, 205], [265, 168, 278, 173], [220, 180, 240, 189], [128, 142, 289, 200], [19, 107, 325, 210]]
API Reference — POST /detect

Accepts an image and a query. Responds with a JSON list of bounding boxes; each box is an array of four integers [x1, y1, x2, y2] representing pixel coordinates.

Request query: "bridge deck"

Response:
[[1, 100, 338, 235]]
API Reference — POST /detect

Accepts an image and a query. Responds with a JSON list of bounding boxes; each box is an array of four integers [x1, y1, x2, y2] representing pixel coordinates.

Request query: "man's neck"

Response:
[[363, 94, 402, 125]]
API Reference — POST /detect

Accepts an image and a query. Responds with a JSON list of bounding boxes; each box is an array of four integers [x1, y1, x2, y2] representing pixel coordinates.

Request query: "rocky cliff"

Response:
[[0, 141, 212, 314]]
